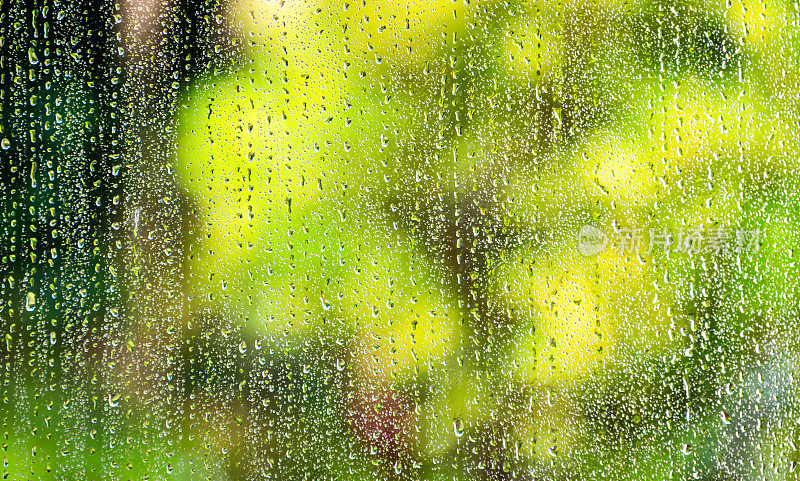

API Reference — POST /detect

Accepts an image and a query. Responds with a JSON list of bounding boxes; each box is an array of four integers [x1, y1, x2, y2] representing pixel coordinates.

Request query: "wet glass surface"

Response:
[[3, 0, 800, 479]]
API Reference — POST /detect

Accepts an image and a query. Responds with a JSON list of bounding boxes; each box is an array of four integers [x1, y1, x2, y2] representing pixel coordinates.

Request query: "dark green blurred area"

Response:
[[2, 0, 800, 479]]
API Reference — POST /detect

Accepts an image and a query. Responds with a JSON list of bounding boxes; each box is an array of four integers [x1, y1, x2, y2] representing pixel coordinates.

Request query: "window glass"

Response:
[[2, 0, 800, 478]]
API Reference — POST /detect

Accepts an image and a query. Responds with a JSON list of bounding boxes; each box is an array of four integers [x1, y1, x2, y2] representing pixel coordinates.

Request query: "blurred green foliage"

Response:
[[3, 0, 800, 479]]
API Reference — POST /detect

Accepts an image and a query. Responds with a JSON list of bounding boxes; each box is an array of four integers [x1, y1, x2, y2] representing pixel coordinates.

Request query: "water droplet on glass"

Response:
[[453, 417, 465, 437], [25, 292, 35, 312]]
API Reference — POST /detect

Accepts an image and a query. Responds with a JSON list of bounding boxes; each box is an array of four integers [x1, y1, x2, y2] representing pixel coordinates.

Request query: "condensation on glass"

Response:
[[2, 0, 800, 479]]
